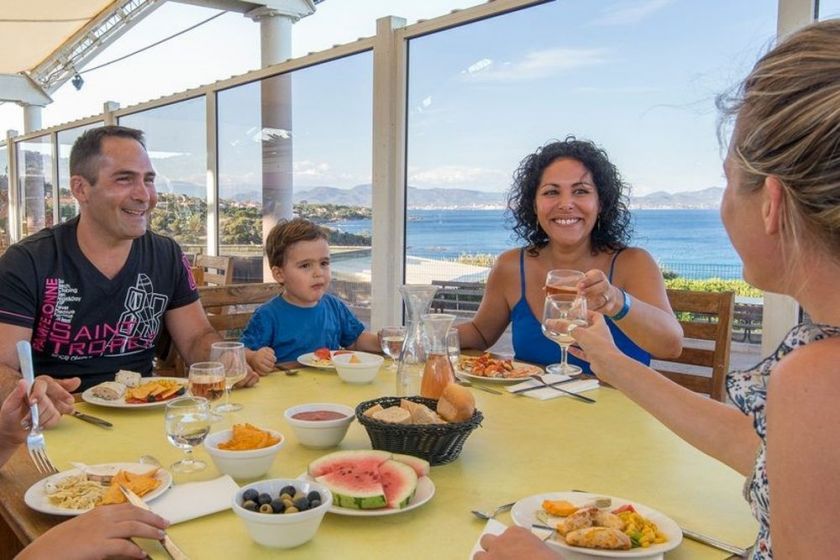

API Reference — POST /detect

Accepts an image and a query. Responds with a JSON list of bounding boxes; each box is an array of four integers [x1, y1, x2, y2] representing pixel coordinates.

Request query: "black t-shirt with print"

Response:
[[0, 217, 199, 391]]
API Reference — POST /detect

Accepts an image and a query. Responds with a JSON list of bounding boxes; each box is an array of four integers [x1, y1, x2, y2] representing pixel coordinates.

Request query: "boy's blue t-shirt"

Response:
[[240, 293, 365, 363]]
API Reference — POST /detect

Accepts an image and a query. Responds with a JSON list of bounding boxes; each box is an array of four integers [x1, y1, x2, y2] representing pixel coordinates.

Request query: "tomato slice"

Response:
[[611, 504, 636, 514], [314, 347, 332, 361]]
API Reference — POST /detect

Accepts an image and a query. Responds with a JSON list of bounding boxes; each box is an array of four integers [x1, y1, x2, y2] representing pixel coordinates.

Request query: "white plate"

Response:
[[81, 377, 187, 409], [511, 491, 682, 558], [298, 473, 435, 516], [457, 360, 544, 384], [297, 352, 336, 369], [24, 462, 172, 516]]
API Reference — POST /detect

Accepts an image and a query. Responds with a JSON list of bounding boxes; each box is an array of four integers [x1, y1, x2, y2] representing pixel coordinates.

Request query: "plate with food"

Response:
[[81, 376, 187, 408], [298, 449, 435, 517], [511, 491, 682, 558], [457, 353, 543, 383], [24, 462, 172, 516], [296, 348, 355, 369]]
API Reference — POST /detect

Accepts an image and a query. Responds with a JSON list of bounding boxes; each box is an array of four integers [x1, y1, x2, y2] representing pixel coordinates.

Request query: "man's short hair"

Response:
[[70, 125, 146, 185]]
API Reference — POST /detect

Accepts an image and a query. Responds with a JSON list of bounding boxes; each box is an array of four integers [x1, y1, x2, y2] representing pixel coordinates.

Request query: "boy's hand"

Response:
[[249, 347, 277, 376]]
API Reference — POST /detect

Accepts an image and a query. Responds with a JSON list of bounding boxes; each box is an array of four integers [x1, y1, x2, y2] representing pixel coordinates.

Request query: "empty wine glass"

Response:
[[379, 326, 407, 371], [542, 293, 588, 376], [544, 269, 585, 375], [210, 341, 247, 413], [446, 328, 461, 372], [164, 396, 210, 473]]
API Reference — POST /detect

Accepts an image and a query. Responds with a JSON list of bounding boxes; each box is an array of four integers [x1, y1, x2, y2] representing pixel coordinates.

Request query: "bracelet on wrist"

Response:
[[609, 289, 631, 321]]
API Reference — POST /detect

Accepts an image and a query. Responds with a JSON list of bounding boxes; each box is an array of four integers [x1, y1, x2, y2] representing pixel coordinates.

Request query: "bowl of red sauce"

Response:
[[283, 403, 355, 448]]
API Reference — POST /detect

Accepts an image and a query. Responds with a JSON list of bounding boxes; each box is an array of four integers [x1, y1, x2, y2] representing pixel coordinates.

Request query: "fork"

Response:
[[17, 340, 58, 474], [471, 501, 516, 520]]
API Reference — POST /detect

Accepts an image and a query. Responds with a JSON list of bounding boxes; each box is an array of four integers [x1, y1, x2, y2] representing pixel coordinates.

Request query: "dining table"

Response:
[[0, 363, 758, 559]]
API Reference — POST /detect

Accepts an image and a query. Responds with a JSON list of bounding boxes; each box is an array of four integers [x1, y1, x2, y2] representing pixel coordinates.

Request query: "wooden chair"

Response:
[[193, 254, 234, 287], [654, 289, 735, 401]]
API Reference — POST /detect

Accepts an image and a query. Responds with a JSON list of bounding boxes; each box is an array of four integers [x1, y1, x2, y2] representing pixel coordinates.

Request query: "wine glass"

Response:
[[542, 292, 588, 376], [210, 341, 247, 413], [188, 361, 225, 422], [164, 396, 210, 473], [446, 328, 461, 372], [379, 326, 407, 371], [544, 269, 585, 375]]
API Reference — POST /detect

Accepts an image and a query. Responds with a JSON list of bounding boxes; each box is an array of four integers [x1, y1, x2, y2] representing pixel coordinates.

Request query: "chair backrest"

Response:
[[198, 282, 282, 339], [194, 254, 234, 287], [656, 289, 734, 401]]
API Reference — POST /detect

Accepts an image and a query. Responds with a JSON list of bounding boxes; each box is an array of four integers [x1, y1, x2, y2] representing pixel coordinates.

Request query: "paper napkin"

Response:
[[507, 373, 599, 400], [469, 518, 663, 560], [150, 475, 239, 524]]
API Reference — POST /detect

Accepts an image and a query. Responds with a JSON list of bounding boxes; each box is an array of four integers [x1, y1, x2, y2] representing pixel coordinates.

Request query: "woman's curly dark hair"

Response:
[[506, 136, 632, 256]]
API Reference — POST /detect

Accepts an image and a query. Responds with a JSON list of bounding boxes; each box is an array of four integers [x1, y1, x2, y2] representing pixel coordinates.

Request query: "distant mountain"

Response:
[[294, 184, 507, 209], [629, 187, 723, 209]]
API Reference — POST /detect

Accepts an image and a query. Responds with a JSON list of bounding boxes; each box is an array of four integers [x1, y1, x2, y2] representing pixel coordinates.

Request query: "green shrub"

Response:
[[664, 277, 762, 298]]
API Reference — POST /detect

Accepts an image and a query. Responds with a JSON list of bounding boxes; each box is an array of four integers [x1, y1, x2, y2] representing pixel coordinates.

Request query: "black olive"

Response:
[[242, 489, 259, 503], [310, 499, 321, 508], [306, 490, 321, 503], [242, 500, 258, 511], [293, 497, 310, 511], [280, 485, 297, 498], [270, 499, 285, 513], [257, 493, 272, 505]]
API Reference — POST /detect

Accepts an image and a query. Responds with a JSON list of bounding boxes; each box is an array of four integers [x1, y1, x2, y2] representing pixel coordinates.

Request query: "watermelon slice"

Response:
[[379, 459, 418, 509], [391, 453, 430, 477], [316, 466, 387, 509], [308, 449, 391, 477]]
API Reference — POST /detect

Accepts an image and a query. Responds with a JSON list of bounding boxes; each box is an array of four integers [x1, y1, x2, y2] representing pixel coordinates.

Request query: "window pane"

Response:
[[119, 97, 207, 253], [56, 122, 104, 223], [405, 0, 776, 348], [217, 53, 373, 324], [819, 0, 840, 18], [0, 144, 8, 247], [16, 135, 55, 237]]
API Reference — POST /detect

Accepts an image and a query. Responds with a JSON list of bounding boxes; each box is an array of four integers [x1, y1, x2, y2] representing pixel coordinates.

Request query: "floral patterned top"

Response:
[[727, 323, 840, 559]]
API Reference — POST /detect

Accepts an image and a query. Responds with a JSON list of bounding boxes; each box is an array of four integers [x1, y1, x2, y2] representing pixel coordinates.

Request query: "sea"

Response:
[[331, 208, 742, 280]]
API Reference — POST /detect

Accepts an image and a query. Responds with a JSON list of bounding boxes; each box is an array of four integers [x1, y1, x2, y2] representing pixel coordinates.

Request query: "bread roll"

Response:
[[373, 406, 411, 424], [436, 383, 475, 423], [91, 381, 126, 401], [364, 404, 384, 417], [401, 399, 445, 424]]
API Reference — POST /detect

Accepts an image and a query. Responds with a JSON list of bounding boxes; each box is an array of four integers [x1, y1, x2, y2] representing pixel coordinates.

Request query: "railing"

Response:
[[659, 261, 742, 280]]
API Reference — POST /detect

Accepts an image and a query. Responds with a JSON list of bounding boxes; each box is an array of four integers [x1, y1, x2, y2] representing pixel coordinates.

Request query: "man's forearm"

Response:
[[181, 327, 223, 366], [0, 365, 21, 401]]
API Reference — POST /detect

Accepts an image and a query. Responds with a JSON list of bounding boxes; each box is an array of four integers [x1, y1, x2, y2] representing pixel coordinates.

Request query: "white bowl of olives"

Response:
[[232, 478, 332, 548]]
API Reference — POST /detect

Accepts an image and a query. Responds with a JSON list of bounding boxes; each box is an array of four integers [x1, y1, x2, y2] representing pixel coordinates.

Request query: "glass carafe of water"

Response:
[[419, 313, 457, 399], [395, 284, 439, 396]]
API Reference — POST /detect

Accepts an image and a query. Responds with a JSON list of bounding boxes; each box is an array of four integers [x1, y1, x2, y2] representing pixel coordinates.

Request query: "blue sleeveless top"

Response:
[[510, 249, 651, 373]]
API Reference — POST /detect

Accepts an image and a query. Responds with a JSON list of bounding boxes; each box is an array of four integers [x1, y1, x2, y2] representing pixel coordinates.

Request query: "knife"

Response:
[[682, 527, 748, 557], [70, 409, 113, 428], [510, 377, 582, 394], [119, 485, 190, 560]]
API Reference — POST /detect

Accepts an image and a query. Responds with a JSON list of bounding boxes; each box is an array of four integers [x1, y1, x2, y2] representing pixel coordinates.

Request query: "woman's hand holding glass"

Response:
[[379, 326, 407, 370], [210, 341, 247, 413], [577, 269, 619, 314], [164, 396, 210, 473]]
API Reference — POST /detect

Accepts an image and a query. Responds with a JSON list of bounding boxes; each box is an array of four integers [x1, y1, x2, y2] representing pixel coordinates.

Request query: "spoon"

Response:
[[471, 501, 516, 520]]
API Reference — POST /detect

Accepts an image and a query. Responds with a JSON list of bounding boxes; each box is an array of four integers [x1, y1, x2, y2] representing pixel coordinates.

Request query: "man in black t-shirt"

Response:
[[0, 126, 258, 414]]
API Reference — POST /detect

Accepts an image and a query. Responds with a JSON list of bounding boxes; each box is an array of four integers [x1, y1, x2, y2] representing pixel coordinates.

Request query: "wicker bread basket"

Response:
[[355, 396, 483, 466]]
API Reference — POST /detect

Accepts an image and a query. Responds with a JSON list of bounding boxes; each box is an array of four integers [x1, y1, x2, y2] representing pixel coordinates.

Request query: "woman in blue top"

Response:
[[241, 218, 380, 373], [457, 137, 683, 372]]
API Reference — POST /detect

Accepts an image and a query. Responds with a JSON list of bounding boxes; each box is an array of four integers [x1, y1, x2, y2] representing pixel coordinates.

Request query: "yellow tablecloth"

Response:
[[45, 366, 757, 559]]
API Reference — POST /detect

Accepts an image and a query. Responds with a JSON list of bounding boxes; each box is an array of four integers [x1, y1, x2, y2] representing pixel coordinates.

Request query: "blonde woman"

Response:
[[477, 19, 840, 560]]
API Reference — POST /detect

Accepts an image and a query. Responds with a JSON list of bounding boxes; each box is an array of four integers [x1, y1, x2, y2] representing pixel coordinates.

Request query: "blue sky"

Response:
[[1, 0, 811, 196]]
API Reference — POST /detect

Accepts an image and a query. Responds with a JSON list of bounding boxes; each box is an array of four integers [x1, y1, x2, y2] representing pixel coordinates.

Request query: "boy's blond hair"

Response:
[[265, 218, 329, 269]]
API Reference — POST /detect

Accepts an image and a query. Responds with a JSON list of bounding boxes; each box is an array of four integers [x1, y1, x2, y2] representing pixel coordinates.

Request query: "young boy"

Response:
[[242, 218, 380, 374]]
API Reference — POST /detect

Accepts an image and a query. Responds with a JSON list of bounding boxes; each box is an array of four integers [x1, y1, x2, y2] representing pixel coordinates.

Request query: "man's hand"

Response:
[[234, 365, 260, 388]]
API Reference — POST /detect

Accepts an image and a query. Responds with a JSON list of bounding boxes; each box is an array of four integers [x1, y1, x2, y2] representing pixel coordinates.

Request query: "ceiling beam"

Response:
[[0, 74, 52, 106]]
